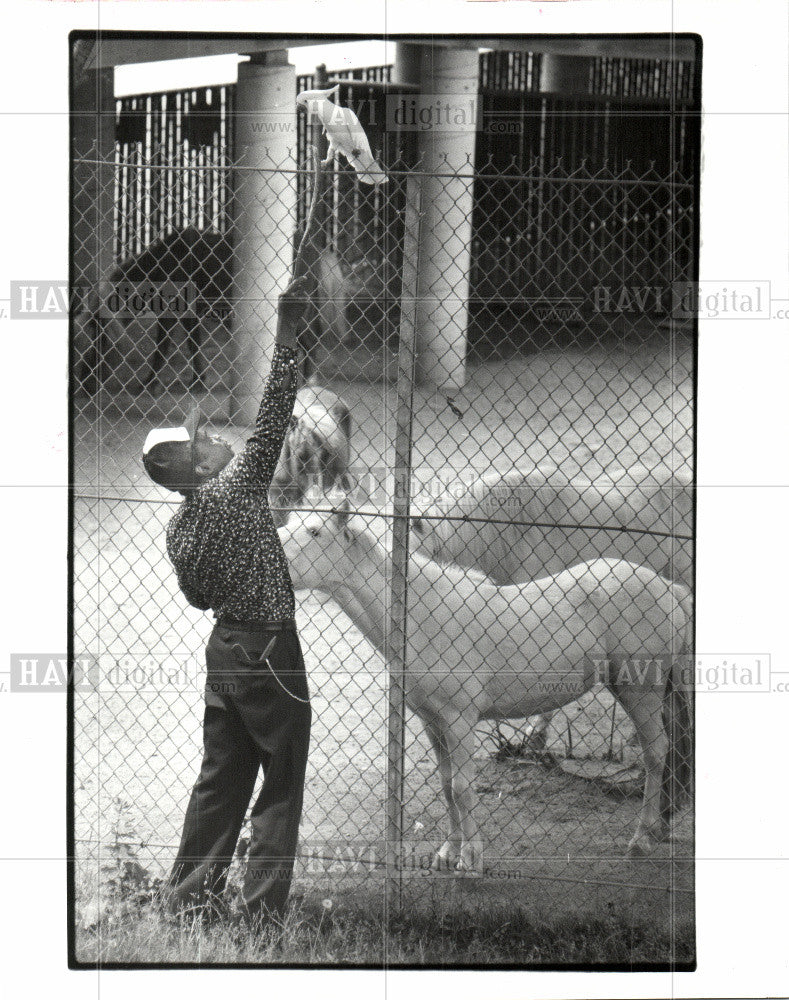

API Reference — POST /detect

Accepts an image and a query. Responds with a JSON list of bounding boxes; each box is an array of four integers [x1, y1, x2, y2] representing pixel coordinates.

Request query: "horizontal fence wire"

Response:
[[75, 153, 695, 185], [71, 838, 693, 896], [74, 496, 693, 542]]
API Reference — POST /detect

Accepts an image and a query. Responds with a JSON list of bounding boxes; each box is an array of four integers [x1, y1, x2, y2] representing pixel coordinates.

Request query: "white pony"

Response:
[[280, 501, 693, 873], [410, 465, 693, 748], [410, 465, 693, 589]]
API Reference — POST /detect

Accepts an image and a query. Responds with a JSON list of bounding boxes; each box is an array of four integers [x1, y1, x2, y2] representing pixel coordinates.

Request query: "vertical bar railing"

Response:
[[385, 172, 422, 912]]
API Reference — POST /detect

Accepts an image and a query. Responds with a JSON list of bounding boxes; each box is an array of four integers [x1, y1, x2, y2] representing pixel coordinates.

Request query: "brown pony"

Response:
[[269, 384, 352, 528]]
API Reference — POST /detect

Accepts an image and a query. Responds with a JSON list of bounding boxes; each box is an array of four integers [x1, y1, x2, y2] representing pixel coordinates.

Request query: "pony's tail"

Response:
[[660, 584, 694, 820]]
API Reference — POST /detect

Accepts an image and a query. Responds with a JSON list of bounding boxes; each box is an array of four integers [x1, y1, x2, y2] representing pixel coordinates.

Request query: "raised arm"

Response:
[[239, 276, 310, 486]]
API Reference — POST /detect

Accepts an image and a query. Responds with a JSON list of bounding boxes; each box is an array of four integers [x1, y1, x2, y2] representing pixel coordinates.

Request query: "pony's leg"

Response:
[[444, 711, 484, 874], [611, 683, 669, 857], [142, 317, 172, 389], [526, 710, 553, 751], [422, 718, 461, 870]]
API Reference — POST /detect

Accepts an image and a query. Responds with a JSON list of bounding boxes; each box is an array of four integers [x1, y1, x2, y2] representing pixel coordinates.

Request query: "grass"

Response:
[[75, 749, 694, 967], [75, 885, 694, 967]]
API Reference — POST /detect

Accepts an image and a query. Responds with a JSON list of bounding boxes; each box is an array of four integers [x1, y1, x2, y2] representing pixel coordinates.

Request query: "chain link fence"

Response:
[[72, 112, 695, 935]]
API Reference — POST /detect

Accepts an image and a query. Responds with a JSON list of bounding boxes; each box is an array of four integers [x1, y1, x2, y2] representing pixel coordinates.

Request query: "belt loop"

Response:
[[215, 616, 296, 632]]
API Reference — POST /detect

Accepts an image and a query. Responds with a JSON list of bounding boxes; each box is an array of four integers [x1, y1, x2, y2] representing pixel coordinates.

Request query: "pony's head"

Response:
[[279, 495, 356, 593], [272, 390, 352, 504]]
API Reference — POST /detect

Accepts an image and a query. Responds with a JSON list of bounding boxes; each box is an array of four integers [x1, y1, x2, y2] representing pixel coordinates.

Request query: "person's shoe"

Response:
[[230, 901, 285, 940]]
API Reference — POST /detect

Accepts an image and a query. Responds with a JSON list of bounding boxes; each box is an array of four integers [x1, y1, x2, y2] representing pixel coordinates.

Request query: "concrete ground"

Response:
[[73, 323, 694, 931]]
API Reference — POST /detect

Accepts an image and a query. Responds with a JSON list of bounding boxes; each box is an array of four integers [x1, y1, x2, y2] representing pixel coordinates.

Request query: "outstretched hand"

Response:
[[276, 274, 312, 345]]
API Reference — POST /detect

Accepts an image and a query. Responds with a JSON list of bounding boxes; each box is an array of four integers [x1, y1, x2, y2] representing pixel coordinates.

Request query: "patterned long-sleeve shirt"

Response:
[[165, 344, 299, 623]]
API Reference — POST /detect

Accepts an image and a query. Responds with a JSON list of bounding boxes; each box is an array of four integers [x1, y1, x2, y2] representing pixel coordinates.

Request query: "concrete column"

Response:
[[71, 66, 116, 300], [393, 42, 423, 86], [231, 51, 297, 424], [540, 54, 591, 94], [413, 47, 479, 390], [71, 66, 116, 395]]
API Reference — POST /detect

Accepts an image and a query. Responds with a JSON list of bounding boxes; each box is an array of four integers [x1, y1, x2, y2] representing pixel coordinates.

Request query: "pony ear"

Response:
[[271, 429, 292, 489], [332, 494, 351, 528], [336, 403, 351, 444]]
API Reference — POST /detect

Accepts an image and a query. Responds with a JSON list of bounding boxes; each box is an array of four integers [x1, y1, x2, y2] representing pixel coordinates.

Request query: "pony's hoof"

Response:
[[454, 860, 483, 879], [432, 840, 460, 871], [431, 854, 454, 872], [626, 838, 655, 859], [455, 841, 485, 876], [656, 819, 671, 843], [524, 728, 548, 754]]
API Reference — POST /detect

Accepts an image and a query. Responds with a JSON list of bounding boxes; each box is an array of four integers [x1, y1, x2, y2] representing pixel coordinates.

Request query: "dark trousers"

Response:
[[168, 623, 311, 921]]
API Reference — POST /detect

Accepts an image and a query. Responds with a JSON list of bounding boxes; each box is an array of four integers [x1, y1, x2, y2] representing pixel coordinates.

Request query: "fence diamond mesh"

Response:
[[72, 116, 694, 931]]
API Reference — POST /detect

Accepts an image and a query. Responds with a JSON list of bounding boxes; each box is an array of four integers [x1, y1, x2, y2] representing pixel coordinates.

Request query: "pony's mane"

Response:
[[296, 503, 498, 590], [417, 553, 494, 588], [364, 522, 496, 589]]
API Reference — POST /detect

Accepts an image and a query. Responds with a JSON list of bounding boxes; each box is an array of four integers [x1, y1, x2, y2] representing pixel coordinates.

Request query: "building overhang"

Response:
[[80, 33, 697, 71]]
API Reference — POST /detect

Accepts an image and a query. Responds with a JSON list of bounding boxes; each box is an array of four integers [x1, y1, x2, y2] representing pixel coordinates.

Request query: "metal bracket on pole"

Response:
[[385, 172, 423, 913]]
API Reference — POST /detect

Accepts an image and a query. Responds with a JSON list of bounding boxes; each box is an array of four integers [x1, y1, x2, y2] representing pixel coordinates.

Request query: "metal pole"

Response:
[[302, 64, 329, 382], [385, 172, 423, 912]]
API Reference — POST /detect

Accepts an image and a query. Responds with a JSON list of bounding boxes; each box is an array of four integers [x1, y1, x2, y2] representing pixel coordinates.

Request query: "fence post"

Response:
[[385, 172, 423, 912]]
